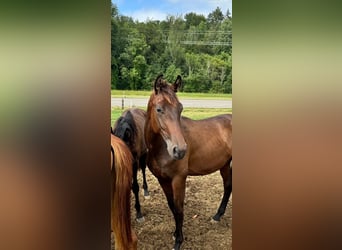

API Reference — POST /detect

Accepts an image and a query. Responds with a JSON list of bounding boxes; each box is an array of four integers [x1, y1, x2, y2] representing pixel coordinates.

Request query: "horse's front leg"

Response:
[[158, 178, 179, 249], [171, 175, 186, 250]]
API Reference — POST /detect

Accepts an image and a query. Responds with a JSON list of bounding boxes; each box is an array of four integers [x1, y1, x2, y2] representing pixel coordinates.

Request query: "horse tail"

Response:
[[111, 135, 136, 250]]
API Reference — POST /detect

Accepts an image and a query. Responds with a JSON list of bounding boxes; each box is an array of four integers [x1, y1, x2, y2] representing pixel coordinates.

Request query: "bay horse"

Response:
[[144, 75, 232, 250], [111, 134, 137, 250], [112, 108, 149, 222]]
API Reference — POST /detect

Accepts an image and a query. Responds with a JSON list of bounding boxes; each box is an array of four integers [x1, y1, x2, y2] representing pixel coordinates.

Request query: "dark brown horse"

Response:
[[111, 134, 137, 250], [144, 75, 232, 250], [112, 108, 149, 222]]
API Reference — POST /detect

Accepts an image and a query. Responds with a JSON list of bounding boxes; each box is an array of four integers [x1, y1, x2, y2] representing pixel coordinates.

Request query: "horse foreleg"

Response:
[[213, 160, 232, 221], [158, 179, 178, 249], [132, 161, 144, 222], [171, 176, 186, 250], [158, 178, 175, 214], [140, 154, 150, 197]]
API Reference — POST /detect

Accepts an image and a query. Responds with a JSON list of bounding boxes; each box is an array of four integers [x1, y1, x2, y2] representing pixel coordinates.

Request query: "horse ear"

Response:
[[173, 75, 182, 92], [154, 74, 164, 94]]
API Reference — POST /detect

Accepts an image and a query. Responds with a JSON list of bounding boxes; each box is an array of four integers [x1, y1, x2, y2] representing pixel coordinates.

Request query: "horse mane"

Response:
[[111, 135, 135, 249], [113, 111, 137, 150]]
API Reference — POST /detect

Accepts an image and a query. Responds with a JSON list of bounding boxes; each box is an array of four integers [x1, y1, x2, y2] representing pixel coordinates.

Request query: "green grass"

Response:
[[111, 108, 125, 123], [182, 107, 232, 120], [111, 107, 232, 125], [111, 90, 232, 100]]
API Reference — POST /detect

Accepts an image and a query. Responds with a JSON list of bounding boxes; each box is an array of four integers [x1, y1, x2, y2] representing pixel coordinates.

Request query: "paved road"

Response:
[[111, 97, 232, 109]]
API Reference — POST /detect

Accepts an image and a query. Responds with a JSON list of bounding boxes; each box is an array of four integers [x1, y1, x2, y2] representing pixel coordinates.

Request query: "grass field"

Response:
[[111, 107, 232, 125], [111, 90, 232, 100]]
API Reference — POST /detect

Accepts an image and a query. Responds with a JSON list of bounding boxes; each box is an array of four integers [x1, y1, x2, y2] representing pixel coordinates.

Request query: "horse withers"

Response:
[[144, 74, 232, 250], [112, 108, 149, 222], [111, 134, 137, 250]]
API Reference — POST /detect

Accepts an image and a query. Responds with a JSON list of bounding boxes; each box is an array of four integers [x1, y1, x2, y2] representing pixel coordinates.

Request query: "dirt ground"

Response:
[[129, 169, 232, 250]]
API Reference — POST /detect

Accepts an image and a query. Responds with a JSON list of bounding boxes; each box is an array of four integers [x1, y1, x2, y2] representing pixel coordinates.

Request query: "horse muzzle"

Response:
[[172, 144, 187, 160]]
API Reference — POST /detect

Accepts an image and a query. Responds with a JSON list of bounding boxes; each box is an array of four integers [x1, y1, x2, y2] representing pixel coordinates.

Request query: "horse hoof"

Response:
[[144, 194, 151, 199], [136, 216, 145, 223], [210, 218, 219, 223]]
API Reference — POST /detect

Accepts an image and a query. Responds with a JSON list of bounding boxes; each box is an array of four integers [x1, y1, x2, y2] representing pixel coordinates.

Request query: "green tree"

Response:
[[137, 21, 164, 65], [207, 7, 224, 24], [165, 64, 182, 84], [111, 5, 232, 93], [184, 12, 206, 29], [131, 55, 147, 90], [129, 68, 139, 90]]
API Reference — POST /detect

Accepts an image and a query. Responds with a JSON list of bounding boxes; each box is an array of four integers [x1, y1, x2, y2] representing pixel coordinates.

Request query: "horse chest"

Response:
[[148, 154, 180, 179]]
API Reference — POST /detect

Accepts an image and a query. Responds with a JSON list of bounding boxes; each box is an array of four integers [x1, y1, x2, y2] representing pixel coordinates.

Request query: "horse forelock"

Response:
[[163, 92, 178, 106], [156, 84, 179, 106]]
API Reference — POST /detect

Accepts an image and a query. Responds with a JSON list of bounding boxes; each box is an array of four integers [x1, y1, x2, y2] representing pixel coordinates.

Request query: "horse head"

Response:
[[147, 74, 187, 160]]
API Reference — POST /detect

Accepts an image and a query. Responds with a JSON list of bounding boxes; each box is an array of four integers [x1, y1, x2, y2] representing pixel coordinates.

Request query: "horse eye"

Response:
[[156, 107, 163, 113]]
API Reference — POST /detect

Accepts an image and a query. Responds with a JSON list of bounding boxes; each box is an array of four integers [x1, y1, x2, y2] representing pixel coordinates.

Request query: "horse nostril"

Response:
[[180, 149, 186, 158], [173, 146, 179, 155], [173, 146, 186, 159]]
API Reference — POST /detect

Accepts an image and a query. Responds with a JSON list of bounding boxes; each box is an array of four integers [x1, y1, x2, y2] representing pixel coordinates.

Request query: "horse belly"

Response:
[[188, 149, 229, 176]]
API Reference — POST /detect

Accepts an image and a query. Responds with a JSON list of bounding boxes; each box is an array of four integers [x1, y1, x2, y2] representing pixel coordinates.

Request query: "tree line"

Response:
[[111, 4, 232, 93]]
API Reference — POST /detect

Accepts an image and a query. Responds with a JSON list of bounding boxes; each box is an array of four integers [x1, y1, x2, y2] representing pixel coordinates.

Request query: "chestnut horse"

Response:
[[144, 75, 232, 250], [111, 134, 137, 250], [112, 108, 149, 222]]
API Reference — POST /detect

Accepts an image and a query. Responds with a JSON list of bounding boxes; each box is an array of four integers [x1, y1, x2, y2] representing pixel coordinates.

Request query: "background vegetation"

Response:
[[111, 4, 232, 93]]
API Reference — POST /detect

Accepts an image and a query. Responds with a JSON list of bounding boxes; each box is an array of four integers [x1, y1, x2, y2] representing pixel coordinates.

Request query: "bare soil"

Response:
[[130, 170, 232, 250]]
